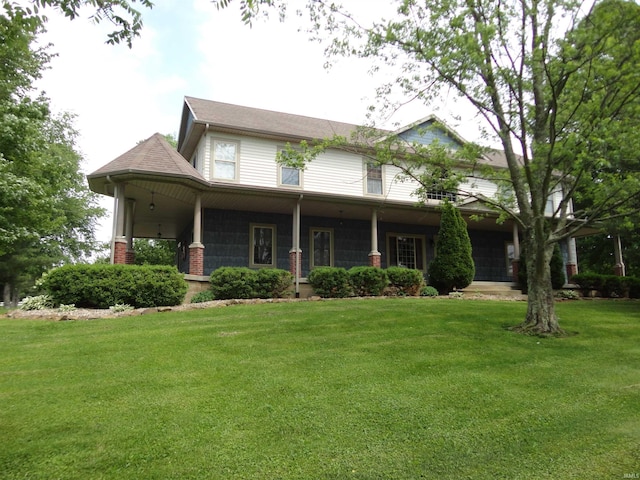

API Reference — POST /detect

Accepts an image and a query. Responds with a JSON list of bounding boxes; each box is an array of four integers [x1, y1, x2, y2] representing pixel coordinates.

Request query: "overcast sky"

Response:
[[35, 0, 481, 245]]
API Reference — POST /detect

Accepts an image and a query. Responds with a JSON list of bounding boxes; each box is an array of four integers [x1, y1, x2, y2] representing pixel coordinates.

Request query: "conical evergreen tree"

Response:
[[428, 202, 475, 293]]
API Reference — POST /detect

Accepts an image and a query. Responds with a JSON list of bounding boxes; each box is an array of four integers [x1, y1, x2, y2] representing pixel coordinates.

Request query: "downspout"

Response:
[[295, 194, 303, 298]]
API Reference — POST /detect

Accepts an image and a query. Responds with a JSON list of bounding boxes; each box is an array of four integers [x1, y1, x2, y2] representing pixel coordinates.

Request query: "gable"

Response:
[[397, 119, 463, 149]]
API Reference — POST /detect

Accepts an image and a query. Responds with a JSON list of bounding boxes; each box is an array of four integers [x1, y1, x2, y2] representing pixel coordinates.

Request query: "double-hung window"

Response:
[[278, 147, 302, 187], [365, 161, 383, 195], [310, 228, 333, 268], [387, 234, 426, 271], [212, 140, 238, 180], [250, 224, 276, 268]]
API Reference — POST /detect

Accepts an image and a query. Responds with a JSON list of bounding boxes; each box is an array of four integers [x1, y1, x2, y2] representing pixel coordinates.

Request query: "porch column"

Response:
[[511, 223, 520, 282], [189, 193, 205, 276], [112, 183, 127, 264], [565, 236, 578, 280], [290, 195, 303, 297], [613, 235, 626, 276], [369, 209, 381, 268], [124, 199, 135, 265]]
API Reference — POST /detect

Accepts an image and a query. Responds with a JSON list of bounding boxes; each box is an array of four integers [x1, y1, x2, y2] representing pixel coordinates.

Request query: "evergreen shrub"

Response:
[[386, 267, 424, 296], [253, 268, 293, 299], [42, 264, 187, 308], [190, 290, 215, 303], [420, 286, 439, 297], [348, 267, 388, 296], [208, 267, 293, 300], [571, 273, 639, 298], [428, 203, 475, 294], [308, 267, 352, 298]]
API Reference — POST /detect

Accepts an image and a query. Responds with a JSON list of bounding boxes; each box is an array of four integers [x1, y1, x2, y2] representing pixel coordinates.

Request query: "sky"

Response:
[[34, 0, 481, 245]]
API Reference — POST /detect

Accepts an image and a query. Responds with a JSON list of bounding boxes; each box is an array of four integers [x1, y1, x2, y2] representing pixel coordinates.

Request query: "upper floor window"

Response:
[[212, 140, 238, 180], [425, 190, 457, 202], [250, 224, 276, 268], [365, 161, 383, 195], [280, 165, 301, 187]]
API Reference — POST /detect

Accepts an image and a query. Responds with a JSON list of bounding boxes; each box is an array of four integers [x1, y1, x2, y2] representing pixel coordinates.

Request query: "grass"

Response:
[[1, 298, 639, 479]]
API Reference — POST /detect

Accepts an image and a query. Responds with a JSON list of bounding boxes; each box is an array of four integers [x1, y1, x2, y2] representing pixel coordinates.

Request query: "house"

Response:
[[87, 96, 580, 295]]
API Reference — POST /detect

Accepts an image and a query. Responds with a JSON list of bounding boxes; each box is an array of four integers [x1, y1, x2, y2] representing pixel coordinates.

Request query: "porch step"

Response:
[[462, 281, 524, 297]]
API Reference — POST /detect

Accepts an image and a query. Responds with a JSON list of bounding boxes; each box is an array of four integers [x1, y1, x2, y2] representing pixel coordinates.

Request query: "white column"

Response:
[[512, 222, 520, 260], [191, 193, 203, 247], [370, 209, 380, 255], [614, 235, 626, 276], [125, 199, 135, 251]]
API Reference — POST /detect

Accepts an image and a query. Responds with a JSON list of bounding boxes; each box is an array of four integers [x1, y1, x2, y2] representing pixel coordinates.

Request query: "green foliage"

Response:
[[209, 267, 256, 300], [348, 266, 388, 296], [556, 290, 579, 300], [133, 239, 176, 266], [420, 285, 439, 297], [386, 267, 425, 296], [41, 264, 187, 308], [209, 267, 293, 300], [190, 290, 215, 304], [571, 273, 640, 298], [308, 267, 352, 298], [108, 303, 134, 313], [253, 268, 293, 299], [428, 203, 475, 294], [18, 294, 53, 310]]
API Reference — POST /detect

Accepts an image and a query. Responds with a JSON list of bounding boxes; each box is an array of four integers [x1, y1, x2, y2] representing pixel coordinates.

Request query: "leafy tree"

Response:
[[133, 239, 176, 266], [0, 5, 104, 306], [3, 0, 154, 47], [220, 0, 640, 335], [428, 202, 475, 294]]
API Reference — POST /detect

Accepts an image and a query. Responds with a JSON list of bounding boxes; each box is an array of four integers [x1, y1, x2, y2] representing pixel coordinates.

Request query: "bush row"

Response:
[[41, 264, 188, 308], [571, 273, 640, 298], [208, 267, 293, 300], [308, 266, 425, 298]]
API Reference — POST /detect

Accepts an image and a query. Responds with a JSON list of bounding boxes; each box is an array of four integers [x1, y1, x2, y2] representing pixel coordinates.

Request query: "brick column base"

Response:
[[566, 263, 578, 281], [613, 263, 626, 277], [512, 259, 520, 283], [189, 243, 205, 276], [113, 238, 127, 264], [369, 252, 381, 268], [125, 250, 135, 265], [289, 249, 302, 277]]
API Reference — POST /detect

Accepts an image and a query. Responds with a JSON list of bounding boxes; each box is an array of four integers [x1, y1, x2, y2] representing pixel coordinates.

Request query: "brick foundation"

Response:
[[512, 259, 520, 282], [113, 238, 127, 264], [289, 249, 302, 277], [189, 243, 205, 276], [566, 263, 578, 280], [369, 252, 381, 268], [125, 250, 135, 265]]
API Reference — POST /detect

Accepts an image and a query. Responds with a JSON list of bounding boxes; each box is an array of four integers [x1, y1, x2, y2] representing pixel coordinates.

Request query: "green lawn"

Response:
[[1, 298, 639, 479]]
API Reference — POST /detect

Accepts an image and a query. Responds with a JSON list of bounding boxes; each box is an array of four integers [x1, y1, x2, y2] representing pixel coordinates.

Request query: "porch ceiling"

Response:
[[97, 177, 514, 240]]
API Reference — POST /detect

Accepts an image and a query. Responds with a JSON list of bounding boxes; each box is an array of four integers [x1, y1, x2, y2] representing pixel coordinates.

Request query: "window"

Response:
[[506, 242, 515, 276], [280, 165, 301, 187], [425, 190, 457, 201], [365, 161, 383, 195], [212, 140, 238, 180], [310, 228, 333, 268], [191, 151, 198, 170], [250, 224, 276, 268], [387, 234, 426, 271]]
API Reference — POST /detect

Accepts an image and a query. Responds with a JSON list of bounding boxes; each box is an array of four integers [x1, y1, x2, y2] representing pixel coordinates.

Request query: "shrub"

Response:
[[625, 277, 640, 299], [348, 267, 388, 296], [253, 269, 293, 299], [19, 295, 54, 311], [109, 303, 134, 313], [601, 275, 627, 298], [41, 264, 187, 309], [387, 267, 424, 296], [190, 290, 215, 303], [209, 267, 255, 300], [428, 202, 475, 294], [571, 273, 604, 295], [420, 285, 439, 297], [308, 267, 352, 298], [209, 267, 293, 300], [556, 289, 579, 300]]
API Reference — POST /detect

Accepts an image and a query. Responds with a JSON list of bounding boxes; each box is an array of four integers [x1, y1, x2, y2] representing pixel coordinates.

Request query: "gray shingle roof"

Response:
[[185, 96, 362, 140], [88, 133, 206, 181]]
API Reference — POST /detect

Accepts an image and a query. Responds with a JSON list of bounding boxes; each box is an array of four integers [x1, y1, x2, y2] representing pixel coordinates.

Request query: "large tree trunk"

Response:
[[3, 283, 12, 308], [514, 231, 565, 335]]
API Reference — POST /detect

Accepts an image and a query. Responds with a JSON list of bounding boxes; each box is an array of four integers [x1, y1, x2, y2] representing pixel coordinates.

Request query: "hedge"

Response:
[[209, 267, 293, 300], [308, 267, 352, 298], [572, 273, 640, 298], [42, 264, 188, 308], [387, 267, 424, 296], [348, 266, 388, 296]]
